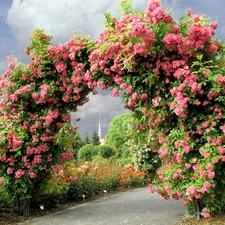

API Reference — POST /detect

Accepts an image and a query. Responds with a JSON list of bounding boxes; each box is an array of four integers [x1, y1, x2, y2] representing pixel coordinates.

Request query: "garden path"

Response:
[[18, 187, 186, 225]]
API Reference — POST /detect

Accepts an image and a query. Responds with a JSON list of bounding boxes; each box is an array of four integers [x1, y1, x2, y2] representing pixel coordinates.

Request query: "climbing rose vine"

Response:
[[0, 0, 225, 218], [0, 30, 96, 212], [88, 0, 225, 218]]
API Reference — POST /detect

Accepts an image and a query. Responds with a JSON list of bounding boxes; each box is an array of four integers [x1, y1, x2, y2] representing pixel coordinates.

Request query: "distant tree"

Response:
[[92, 130, 100, 146], [94, 144, 116, 158], [84, 133, 91, 144], [77, 144, 98, 162], [106, 113, 133, 158]]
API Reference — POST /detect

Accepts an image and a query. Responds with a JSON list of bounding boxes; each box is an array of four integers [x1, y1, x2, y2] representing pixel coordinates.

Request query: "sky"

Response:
[[0, 0, 225, 139]]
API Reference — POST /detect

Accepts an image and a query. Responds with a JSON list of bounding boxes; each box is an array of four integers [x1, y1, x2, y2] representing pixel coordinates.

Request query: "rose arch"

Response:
[[1, 0, 225, 218]]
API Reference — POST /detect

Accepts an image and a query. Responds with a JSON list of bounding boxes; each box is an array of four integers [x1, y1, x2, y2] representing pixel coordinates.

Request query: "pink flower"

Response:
[[202, 121, 209, 128], [218, 146, 225, 155], [30, 125, 37, 133], [172, 173, 178, 180], [44, 115, 53, 126], [212, 158, 219, 164], [203, 181, 213, 189], [141, 93, 148, 100], [176, 191, 183, 198], [55, 61, 66, 73], [97, 81, 107, 90], [112, 88, 119, 97], [210, 22, 218, 30], [51, 165, 59, 172], [210, 194, 215, 198], [33, 155, 42, 164], [15, 169, 25, 179], [125, 86, 133, 94], [186, 186, 197, 196], [208, 172, 215, 179], [158, 148, 168, 159], [192, 164, 200, 170], [205, 163, 212, 172], [183, 146, 191, 154], [152, 96, 162, 107], [201, 212, 211, 219], [32, 135, 39, 143], [221, 155, 225, 162], [183, 200, 189, 205], [63, 95, 70, 103], [203, 152, 211, 158], [120, 83, 128, 90], [146, 0, 160, 13], [185, 163, 191, 169], [195, 99, 201, 105], [29, 172, 37, 179], [152, 7, 166, 24], [199, 170, 205, 179], [40, 83, 51, 98], [7, 167, 13, 174], [61, 151, 74, 163], [132, 92, 139, 101], [148, 184, 156, 193]]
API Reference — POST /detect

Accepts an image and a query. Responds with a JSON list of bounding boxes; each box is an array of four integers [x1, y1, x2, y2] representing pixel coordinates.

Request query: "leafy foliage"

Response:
[[77, 144, 98, 162], [106, 113, 133, 157], [95, 144, 116, 158]]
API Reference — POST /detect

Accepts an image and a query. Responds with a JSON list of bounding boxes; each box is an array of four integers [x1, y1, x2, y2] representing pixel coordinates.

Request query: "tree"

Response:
[[92, 130, 100, 146], [84, 133, 91, 144], [106, 113, 133, 158]]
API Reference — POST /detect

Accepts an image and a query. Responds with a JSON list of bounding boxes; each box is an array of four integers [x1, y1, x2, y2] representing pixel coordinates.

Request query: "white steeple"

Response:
[[98, 117, 101, 139]]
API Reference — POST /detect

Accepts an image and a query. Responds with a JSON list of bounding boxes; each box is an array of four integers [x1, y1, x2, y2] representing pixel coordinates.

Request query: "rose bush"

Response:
[[0, 30, 96, 213], [88, 0, 225, 218]]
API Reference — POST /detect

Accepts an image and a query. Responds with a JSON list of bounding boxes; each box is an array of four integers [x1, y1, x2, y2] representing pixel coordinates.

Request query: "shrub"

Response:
[[95, 144, 116, 158], [77, 144, 98, 162]]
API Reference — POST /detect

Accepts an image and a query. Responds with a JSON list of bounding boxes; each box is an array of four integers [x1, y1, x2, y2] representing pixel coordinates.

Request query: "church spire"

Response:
[[98, 117, 101, 139]]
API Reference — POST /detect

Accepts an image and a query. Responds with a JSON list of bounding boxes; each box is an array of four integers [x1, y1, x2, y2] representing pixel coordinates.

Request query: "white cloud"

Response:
[[7, 0, 147, 53]]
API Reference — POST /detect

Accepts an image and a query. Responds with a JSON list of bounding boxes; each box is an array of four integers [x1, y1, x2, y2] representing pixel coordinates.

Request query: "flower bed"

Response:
[[28, 159, 149, 208]]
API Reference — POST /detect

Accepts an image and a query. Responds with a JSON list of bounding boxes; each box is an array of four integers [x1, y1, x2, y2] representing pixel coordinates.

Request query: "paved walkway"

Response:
[[18, 187, 186, 225]]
